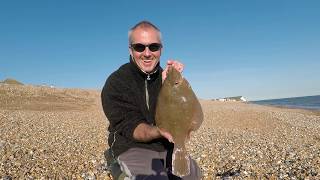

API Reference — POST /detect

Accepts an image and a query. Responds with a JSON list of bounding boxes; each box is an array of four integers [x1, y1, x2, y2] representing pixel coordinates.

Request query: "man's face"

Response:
[[129, 27, 162, 73]]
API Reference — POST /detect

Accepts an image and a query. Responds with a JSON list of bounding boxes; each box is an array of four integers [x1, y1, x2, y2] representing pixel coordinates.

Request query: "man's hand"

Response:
[[158, 127, 174, 143], [162, 60, 184, 83], [133, 123, 174, 143]]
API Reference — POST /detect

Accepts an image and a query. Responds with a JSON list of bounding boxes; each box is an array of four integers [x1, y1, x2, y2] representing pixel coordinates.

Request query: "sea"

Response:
[[251, 95, 320, 111]]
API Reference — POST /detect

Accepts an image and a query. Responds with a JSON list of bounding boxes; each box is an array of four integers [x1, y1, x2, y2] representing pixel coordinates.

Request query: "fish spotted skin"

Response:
[[155, 66, 203, 177]]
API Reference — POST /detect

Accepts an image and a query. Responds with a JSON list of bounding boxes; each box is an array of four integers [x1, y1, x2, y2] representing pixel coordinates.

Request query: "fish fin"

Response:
[[190, 98, 204, 131], [172, 146, 190, 177]]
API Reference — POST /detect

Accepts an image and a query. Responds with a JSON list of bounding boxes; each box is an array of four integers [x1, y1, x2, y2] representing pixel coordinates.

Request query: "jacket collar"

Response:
[[129, 56, 161, 81]]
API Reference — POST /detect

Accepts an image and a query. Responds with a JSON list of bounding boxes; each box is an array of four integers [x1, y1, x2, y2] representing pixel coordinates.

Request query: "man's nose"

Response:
[[143, 47, 151, 57]]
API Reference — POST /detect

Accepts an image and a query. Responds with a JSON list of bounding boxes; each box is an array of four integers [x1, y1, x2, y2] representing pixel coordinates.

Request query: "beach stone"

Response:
[[1, 176, 13, 180]]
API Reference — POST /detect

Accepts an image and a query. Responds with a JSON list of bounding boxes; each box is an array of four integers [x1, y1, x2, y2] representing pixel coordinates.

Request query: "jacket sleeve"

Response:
[[101, 74, 145, 141]]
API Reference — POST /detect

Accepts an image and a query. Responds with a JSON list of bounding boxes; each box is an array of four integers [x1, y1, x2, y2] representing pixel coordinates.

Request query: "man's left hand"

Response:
[[162, 60, 184, 82]]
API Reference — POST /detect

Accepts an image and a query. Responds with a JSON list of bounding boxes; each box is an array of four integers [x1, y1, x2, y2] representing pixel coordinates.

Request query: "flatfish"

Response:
[[155, 66, 203, 177]]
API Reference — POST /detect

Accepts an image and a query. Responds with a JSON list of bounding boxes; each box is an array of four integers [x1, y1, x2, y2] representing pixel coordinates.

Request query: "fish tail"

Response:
[[172, 146, 190, 177]]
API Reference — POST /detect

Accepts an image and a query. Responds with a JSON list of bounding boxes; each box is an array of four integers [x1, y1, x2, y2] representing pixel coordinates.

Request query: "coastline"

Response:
[[248, 102, 320, 116], [250, 95, 320, 112]]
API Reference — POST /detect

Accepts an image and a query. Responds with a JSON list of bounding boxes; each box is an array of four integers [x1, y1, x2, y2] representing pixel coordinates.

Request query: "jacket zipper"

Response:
[[145, 74, 150, 110]]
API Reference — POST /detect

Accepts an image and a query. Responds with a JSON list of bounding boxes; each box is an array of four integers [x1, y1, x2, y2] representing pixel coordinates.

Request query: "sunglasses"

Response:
[[130, 43, 162, 52]]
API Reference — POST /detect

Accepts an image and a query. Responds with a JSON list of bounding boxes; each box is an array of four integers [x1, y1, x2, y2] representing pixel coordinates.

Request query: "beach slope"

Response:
[[0, 84, 319, 179]]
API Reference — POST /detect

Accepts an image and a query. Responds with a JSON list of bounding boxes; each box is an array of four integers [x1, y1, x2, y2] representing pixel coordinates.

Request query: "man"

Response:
[[101, 21, 201, 180]]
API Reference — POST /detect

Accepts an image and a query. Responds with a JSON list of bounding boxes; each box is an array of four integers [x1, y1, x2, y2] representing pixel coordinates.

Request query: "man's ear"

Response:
[[129, 46, 133, 57]]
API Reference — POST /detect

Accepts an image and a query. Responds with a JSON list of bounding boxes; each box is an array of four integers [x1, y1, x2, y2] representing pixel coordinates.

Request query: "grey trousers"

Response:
[[117, 147, 201, 180]]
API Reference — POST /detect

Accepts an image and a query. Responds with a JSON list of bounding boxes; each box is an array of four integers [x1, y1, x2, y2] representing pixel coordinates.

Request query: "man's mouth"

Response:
[[143, 60, 152, 64]]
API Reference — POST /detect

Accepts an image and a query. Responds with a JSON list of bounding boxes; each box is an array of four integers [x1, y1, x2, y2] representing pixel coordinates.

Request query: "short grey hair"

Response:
[[128, 21, 162, 45]]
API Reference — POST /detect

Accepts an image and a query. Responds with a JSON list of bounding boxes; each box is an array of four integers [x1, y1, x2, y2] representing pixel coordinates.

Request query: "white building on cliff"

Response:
[[215, 96, 247, 102]]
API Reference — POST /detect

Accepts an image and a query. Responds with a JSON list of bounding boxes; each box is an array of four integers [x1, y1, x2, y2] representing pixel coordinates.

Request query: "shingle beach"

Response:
[[1, 84, 319, 179]]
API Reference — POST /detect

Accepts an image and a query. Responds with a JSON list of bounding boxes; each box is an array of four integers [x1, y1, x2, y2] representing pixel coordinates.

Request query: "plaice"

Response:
[[155, 66, 203, 177]]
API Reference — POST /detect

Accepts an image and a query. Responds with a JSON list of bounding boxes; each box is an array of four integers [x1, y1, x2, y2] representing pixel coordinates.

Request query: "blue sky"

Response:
[[1, 0, 319, 100]]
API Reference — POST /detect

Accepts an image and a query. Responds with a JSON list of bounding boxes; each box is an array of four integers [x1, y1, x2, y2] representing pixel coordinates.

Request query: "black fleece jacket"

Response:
[[101, 57, 170, 157]]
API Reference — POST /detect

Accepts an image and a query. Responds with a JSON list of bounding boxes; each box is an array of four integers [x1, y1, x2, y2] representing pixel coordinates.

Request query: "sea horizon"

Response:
[[251, 95, 320, 110]]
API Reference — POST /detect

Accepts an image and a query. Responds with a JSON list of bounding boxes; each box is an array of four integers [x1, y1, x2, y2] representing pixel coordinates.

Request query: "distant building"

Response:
[[40, 84, 55, 88], [214, 96, 247, 102]]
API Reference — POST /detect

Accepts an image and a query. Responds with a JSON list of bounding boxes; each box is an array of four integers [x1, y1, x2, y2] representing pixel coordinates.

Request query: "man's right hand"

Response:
[[157, 127, 174, 143], [133, 123, 174, 143]]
